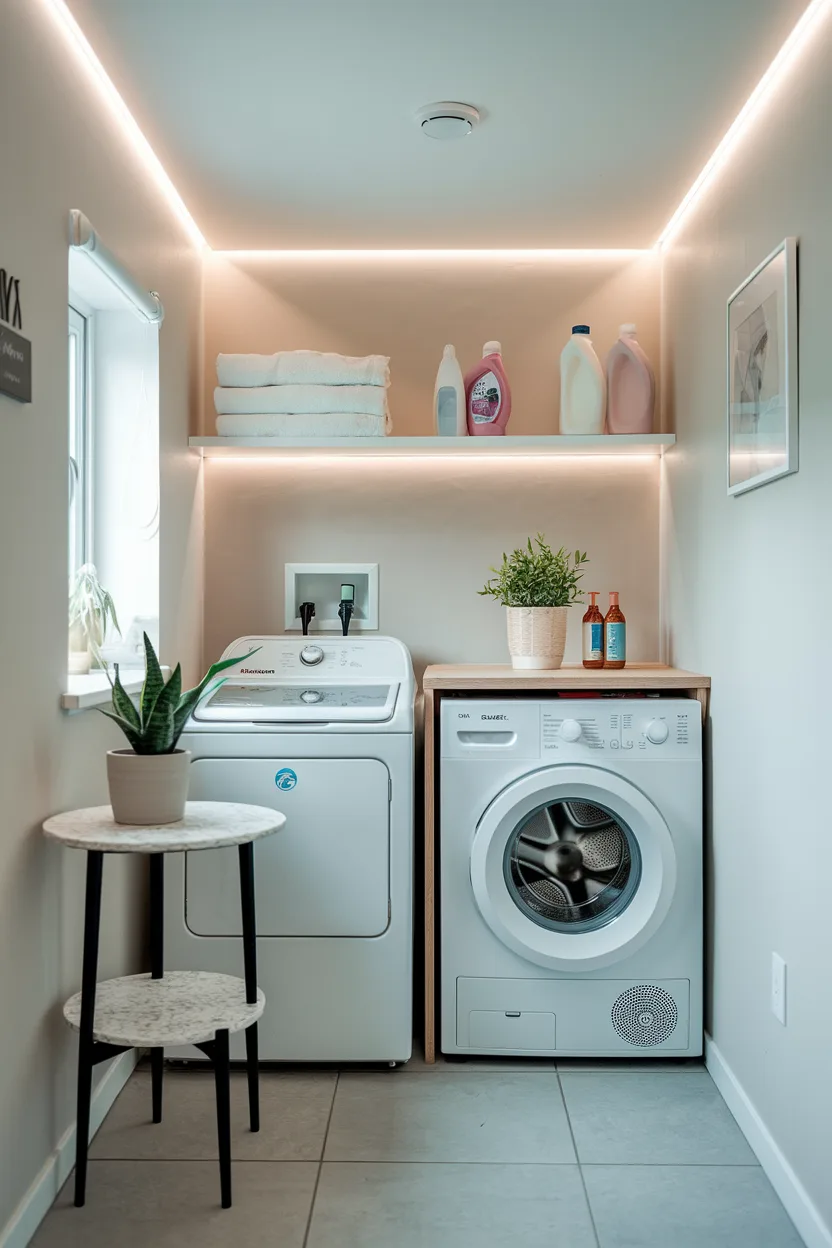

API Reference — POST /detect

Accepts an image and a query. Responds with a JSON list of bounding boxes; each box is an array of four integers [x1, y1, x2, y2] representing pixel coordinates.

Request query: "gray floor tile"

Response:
[[583, 1164, 804, 1248], [307, 1162, 597, 1248], [90, 1069, 336, 1161], [560, 1070, 757, 1165], [557, 1057, 704, 1073], [404, 1042, 556, 1073], [31, 1160, 317, 1248], [325, 1072, 576, 1163]]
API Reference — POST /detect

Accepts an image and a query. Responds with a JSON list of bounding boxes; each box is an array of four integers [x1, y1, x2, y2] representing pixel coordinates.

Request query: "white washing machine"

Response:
[[440, 697, 702, 1057], [165, 635, 414, 1063]]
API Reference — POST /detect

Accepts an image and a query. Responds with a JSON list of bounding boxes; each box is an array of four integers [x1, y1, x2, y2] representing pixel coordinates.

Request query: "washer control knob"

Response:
[[300, 689, 323, 704], [560, 718, 583, 742], [300, 645, 324, 666], [645, 719, 669, 744]]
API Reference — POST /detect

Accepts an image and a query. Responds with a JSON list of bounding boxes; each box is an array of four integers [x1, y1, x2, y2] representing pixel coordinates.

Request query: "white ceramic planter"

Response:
[[107, 749, 191, 825], [68, 648, 92, 675], [506, 606, 568, 670]]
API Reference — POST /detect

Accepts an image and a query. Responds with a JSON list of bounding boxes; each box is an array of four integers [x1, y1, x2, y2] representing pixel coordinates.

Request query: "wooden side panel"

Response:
[[423, 687, 436, 1064]]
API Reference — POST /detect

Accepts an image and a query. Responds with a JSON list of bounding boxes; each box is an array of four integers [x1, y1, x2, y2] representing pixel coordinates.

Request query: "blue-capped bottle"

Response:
[[604, 592, 626, 669]]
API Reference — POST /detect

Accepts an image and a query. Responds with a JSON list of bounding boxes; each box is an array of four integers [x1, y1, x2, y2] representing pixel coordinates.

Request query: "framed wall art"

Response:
[[727, 237, 798, 496]]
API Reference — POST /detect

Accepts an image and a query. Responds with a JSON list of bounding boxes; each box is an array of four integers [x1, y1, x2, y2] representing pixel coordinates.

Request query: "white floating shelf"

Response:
[[190, 434, 675, 458]]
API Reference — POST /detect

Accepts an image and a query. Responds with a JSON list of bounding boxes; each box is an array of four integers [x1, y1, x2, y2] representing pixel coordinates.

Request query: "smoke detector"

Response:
[[416, 102, 480, 140]]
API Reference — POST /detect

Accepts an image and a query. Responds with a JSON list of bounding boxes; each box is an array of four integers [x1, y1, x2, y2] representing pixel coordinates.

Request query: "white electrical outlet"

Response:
[[771, 953, 787, 1025]]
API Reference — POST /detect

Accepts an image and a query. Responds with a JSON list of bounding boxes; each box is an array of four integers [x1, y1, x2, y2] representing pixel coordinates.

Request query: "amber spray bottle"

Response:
[[604, 592, 626, 669], [582, 592, 604, 669]]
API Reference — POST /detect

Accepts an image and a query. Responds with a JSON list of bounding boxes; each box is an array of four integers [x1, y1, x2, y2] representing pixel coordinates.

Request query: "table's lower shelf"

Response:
[[63, 971, 265, 1048]]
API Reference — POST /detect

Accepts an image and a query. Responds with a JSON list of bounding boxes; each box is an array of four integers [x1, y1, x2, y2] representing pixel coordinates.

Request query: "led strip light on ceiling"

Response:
[[40, 0, 207, 251], [41, 0, 832, 254]]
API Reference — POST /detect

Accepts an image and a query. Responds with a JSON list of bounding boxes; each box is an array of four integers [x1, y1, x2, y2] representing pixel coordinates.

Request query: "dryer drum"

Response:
[[506, 798, 641, 933]]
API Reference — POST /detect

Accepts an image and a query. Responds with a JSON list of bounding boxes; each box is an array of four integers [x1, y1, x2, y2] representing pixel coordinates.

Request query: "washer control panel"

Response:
[[442, 699, 700, 760]]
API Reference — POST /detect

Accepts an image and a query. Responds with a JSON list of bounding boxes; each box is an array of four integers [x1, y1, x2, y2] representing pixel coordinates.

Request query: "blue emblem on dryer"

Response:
[[274, 768, 298, 791]]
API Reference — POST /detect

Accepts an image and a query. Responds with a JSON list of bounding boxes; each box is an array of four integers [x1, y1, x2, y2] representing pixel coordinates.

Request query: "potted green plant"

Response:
[[100, 633, 259, 825], [480, 535, 589, 670], [68, 563, 121, 674]]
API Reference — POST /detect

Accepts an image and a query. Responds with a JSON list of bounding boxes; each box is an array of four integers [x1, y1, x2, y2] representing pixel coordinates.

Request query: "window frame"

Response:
[[68, 298, 93, 577]]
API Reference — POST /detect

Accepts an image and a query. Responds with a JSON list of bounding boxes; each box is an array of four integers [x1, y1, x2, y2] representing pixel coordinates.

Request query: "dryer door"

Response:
[[186, 757, 390, 938], [470, 765, 677, 971]]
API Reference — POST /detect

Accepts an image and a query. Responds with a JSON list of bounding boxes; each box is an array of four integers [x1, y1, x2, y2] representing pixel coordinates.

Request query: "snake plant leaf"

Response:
[[98, 709, 142, 753], [143, 664, 182, 753], [134, 701, 175, 755], [110, 664, 141, 732], [139, 632, 165, 728]]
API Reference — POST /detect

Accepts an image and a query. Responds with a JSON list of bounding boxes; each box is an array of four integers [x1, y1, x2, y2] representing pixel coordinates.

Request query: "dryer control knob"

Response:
[[300, 645, 324, 666], [646, 719, 669, 744], [560, 718, 583, 742], [301, 689, 323, 704]]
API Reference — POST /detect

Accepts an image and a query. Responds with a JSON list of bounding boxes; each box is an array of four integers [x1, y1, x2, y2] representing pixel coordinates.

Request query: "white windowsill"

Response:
[[61, 667, 169, 712]]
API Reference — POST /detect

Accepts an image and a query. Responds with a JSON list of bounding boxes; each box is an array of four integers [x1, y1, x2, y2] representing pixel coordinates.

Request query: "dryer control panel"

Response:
[[442, 698, 700, 761]]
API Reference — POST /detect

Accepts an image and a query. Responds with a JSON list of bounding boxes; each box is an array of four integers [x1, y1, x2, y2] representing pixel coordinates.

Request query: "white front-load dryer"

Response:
[[440, 698, 702, 1057], [164, 635, 414, 1064]]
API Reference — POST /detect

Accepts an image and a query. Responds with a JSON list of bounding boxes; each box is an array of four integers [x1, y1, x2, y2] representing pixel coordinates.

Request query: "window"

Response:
[[66, 214, 162, 686], [68, 302, 91, 578]]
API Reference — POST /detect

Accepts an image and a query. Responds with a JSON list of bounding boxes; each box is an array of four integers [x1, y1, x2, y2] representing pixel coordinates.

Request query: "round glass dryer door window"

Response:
[[470, 766, 677, 972], [506, 798, 640, 934]]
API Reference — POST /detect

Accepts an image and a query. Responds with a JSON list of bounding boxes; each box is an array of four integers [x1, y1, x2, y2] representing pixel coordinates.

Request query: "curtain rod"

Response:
[[68, 210, 164, 324]]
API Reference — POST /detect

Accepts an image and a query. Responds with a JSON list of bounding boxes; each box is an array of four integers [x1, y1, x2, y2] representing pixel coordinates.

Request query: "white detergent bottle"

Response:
[[559, 324, 606, 435], [434, 344, 467, 436]]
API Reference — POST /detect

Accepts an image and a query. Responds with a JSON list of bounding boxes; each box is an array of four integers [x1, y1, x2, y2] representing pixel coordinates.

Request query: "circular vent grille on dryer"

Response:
[[611, 985, 678, 1046]]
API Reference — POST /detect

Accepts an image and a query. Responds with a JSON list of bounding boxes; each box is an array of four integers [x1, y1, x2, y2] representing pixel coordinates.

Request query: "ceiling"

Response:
[[68, 0, 809, 249]]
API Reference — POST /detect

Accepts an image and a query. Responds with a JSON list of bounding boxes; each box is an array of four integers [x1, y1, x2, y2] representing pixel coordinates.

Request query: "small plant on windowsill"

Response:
[[68, 563, 121, 675], [100, 632, 260, 825], [479, 534, 589, 670]]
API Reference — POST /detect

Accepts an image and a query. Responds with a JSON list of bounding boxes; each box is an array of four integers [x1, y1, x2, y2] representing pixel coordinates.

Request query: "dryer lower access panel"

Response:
[[186, 757, 390, 937]]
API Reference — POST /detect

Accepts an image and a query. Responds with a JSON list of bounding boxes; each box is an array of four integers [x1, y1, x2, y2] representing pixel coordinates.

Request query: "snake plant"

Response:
[[100, 632, 259, 755]]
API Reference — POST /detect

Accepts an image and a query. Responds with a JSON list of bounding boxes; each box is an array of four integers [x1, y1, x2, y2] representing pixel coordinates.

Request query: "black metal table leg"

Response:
[[238, 841, 260, 1133], [214, 1029, 232, 1208], [149, 853, 164, 1123], [75, 851, 104, 1207]]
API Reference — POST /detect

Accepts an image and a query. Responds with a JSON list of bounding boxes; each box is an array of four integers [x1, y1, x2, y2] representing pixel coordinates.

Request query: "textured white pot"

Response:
[[106, 749, 191, 825], [506, 606, 568, 670], [68, 648, 91, 675]]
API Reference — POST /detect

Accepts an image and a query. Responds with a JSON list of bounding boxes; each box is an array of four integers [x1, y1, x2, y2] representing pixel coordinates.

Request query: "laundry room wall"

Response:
[[201, 252, 663, 676], [661, 15, 832, 1242], [0, 1, 203, 1237]]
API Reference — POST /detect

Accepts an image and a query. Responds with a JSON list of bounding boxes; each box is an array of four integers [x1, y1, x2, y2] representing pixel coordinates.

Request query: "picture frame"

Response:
[[727, 237, 798, 496]]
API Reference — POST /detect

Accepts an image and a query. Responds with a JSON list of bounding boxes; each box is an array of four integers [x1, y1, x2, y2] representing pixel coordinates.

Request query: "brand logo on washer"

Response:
[[241, 667, 275, 674], [274, 768, 298, 791], [481, 714, 508, 721]]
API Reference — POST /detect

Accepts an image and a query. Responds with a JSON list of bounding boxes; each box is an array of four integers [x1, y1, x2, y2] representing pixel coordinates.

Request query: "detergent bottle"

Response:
[[559, 325, 606, 434], [434, 344, 467, 435], [465, 341, 511, 436], [606, 324, 655, 434]]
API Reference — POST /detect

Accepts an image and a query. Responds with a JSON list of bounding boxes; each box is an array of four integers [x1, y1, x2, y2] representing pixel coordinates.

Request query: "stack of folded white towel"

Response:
[[214, 350, 392, 437]]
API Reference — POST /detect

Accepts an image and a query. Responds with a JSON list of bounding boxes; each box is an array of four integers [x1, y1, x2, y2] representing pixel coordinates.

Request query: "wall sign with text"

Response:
[[0, 268, 32, 403]]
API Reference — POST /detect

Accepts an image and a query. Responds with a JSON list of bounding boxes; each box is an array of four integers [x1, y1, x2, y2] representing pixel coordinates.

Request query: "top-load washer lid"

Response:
[[193, 681, 399, 723]]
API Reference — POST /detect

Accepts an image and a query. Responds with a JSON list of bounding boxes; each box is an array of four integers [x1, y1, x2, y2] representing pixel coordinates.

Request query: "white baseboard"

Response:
[[706, 1035, 831, 1248], [0, 1050, 137, 1248]]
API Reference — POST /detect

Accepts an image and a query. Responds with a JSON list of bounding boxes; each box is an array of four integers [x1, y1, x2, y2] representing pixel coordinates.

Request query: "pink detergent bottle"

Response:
[[465, 340, 511, 436], [605, 324, 655, 434]]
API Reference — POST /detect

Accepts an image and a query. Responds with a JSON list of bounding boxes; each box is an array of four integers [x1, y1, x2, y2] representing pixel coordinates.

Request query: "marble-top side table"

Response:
[[43, 801, 285, 1210]]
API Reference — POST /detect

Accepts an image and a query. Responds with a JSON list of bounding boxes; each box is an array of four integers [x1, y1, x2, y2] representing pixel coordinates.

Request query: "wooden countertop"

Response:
[[422, 663, 710, 691]]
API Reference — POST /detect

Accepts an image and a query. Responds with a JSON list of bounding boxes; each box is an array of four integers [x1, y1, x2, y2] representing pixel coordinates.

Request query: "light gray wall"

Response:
[[0, 0, 203, 1231], [661, 16, 832, 1234]]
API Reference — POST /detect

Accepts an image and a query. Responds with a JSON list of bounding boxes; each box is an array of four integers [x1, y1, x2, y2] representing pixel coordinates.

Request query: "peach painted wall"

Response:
[[201, 253, 663, 672], [202, 251, 661, 436]]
